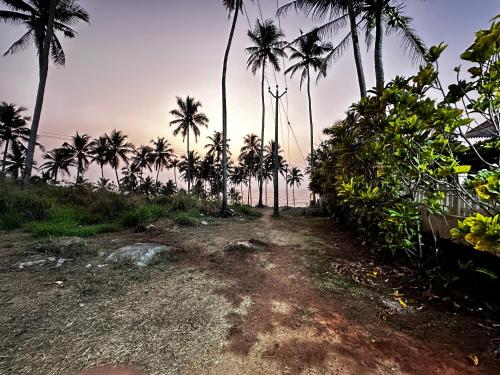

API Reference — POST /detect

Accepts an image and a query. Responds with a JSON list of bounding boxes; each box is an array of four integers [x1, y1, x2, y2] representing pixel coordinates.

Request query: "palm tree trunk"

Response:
[[100, 164, 104, 180], [187, 130, 191, 193], [306, 68, 316, 205], [1, 139, 10, 177], [221, 3, 240, 215], [258, 63, 266, 207], [347, 0, 367, 98], [174, 167, 177, 185], [240, 183, 243, 206], [76, 159, 81, 184], [265, 179, 268, 206], [115, 167, 120, 190], [374, 1, 385, 90], [23, 0, 57, 189], [293, 184, 296, 207], [156, 167, 160, 184], [285, 167, 289, 207]]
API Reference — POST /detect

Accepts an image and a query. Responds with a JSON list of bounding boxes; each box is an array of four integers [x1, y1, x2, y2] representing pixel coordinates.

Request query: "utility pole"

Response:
[[269, 85, 287, 217]]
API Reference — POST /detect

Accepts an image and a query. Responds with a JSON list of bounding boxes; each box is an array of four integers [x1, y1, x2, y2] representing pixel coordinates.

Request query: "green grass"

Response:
[[171, 209, 201, 227], [28, 222, 120, 238], [234, 205, 263, 220], [119, 204, 166, 228], [305, 235, 365, 297], [0, 211, 24, 230]]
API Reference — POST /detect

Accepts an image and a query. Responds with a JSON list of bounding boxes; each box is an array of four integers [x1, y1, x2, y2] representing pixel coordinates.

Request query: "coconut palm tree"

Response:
[[4, 141, 28, 180], [362, 0, 426, 89], [120, 164, 141, 194], [152, 137, 174, 183], [63, 132, 92, 183], [0, 102, 31, 177], [205, 131, 231, 164], [106, 130, 134, 189], [239, 133, 261, 206], [169, 96, 209, 192], [178, 151, 201, 189], [246, 18, 287, 207], [278, 0, 367, 98], [286, 29, 332, 174], [132, 145, 154, 178], [286, 166, 304, 207], [40, 147, 74, 183], [230, 164, 247, 205], [0, 0, 90, 186], [221, 0, 246, 214], [170, 155, 179, 185], [90, 136, 109, 180]]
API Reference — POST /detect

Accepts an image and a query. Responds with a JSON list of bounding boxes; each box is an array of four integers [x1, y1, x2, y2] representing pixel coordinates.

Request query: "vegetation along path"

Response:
[[1, 209, 499, 375]]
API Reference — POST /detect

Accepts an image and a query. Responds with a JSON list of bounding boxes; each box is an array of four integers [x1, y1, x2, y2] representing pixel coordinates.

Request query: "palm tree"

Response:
[[40, 147, 74, 183], [132, 145, 154, 178], [152, 137, 174, 183], [106, 130, 134, 189], [239, 133, 261, 206], [169, 96, 209, 193], [221, 0, 245, 214], [63, 132, 92, 183], [246, 19, 286, 207], [0, 102, 31, 177], [90, 136, 109, 180], [277, 0, 367, 98], [205, 131, 231, 164], [286, 166, 304, 207], [4, 141, 28, 180], [120, 165, 141, 194], [229, 164, 244, 204], [170, 155, 179, 185], [362, 0, 426, 89], [178, 151, 201, 189], [0, 0, 90, 186], [286, 29, 332, 174]]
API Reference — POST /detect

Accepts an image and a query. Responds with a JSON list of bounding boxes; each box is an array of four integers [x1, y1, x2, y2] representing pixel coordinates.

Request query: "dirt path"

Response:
[[1, 209, 499, 374]]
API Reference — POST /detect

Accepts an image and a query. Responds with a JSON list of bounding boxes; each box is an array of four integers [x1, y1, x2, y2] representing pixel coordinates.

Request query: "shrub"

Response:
[[235, 205, 263, 220], [120, 204, 165, 228], [0, 211, 24, 230], [171, 209, 200, 227]]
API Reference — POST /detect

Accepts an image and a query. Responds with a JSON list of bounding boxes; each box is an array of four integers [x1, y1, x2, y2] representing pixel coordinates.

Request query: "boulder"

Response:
[[105, 243, 179, 267], [225, 240, 262, 253], [35, 237, 87, 258]]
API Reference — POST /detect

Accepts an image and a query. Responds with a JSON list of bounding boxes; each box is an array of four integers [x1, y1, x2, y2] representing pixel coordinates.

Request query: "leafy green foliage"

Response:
[[451, 214, 500, 254], [311, 18, 499, 259]]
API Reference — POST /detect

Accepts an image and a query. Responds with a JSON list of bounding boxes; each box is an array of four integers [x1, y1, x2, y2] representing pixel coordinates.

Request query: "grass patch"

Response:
[[0, 211, 24, 230], [119, 204, 166, 228], [28, 222, 120, 238], [233, 205, 263, 220], [305, 235, 365, 297], [171, 209, 200, 227]]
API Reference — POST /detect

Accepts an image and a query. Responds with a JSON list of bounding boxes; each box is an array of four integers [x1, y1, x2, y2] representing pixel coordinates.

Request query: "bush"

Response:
[[171, 209, 200, 227], [235, 205, 263, 220], [120, 204, 165, 228], [0, 211, 24, 230]]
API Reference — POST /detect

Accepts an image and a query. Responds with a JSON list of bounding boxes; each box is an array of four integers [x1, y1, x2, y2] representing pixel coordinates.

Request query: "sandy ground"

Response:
[[1, 208, 499, 375]]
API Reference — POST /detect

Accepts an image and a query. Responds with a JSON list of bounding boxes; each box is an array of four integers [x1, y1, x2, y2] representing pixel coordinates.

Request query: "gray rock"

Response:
[[35, 237, 87, 258], [105, 243, 179, 267]]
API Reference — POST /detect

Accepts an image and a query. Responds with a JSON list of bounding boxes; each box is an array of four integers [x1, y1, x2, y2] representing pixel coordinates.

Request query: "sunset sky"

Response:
[[0, 0, 498, 184]]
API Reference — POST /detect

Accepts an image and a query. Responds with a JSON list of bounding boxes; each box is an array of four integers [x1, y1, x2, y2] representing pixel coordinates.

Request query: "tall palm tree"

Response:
[[278, 0, 367, 98], [40, 147, 73, 183], [106, 129, 134, 189], [246, 18, 286, 208], [178, 151, 201, 189], [132, 145, 154, 178], [221, 0, 245, 214], [362, 0, 426, 89], [90, 136, 109, 180], [230, 164, 247, 205], [239, 133, 261, 206], [169, 96, 209, 193], [170, 155, 179, 186], [4, 141, 28, 180], [63, 132, 92, 183], [0, 102, 31, 177], [286, 166, 304, 207], [0, 0, 90, 187], [152, 137, 174, 183], [286, 29, 332, 173]]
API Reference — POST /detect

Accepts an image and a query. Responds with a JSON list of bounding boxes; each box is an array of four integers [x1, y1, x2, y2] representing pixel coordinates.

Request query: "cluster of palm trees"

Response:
[[0, 101, 305, 206], [0, 0, 425, 211], [219, 0, 425, 211]]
